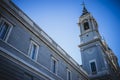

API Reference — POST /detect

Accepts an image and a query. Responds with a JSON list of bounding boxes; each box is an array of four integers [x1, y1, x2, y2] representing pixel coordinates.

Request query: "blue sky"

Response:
[[12, 0, 120, 65]]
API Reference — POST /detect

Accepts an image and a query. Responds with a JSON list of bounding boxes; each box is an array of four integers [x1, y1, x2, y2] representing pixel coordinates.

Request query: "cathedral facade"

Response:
[[0, 0, 119, 80]]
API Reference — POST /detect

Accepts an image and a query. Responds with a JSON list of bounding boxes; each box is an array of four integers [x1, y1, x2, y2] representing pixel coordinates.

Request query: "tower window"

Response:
[[83, 22, 89, 30], [90, 61, 97, 74]]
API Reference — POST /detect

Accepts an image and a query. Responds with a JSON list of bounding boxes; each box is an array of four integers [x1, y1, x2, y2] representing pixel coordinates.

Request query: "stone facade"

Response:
[[0, 0, 119, 80], [0, 0, 88, 80]]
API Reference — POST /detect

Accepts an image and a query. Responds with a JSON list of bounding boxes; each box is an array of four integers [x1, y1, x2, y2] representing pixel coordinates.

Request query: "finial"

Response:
[[81, 0, 88, 15], [81, 1, 85, 8]]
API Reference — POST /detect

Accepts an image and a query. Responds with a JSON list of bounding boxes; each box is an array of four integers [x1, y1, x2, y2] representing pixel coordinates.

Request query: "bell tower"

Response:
[[78, 3, 120, 80], [78, 4, 101, 44]]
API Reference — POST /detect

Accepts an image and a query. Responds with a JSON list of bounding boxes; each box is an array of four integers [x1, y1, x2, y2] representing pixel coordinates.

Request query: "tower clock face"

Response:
[[86, 48, 94, 54]]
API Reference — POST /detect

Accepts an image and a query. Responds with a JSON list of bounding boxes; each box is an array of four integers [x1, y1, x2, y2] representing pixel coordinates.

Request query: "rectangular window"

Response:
[[29, 41, 39, 60], [67, 69, 72, 80], [90, 61, 97, 74], [51, 57, 57, 74], [0, 19, 12, 41]]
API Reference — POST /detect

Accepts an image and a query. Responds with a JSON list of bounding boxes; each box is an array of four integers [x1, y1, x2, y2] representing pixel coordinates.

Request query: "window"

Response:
[[90, 61, 97, 74], [51, 57, 57, 74], [67, 69, 72, 80], [0, 18, 12, 41], [29, 41, 39, 60], [83, 22, 89, 30]]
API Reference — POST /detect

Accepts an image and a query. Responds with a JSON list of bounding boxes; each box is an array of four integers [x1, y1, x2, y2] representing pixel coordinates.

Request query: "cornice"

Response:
[[79, 29, 99, 37], [79, 37, 101, 48]]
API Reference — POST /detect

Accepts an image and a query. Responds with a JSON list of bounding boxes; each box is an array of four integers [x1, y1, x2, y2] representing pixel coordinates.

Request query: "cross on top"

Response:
[[81, 0, 88, 15], [81, 1, 86, 7]]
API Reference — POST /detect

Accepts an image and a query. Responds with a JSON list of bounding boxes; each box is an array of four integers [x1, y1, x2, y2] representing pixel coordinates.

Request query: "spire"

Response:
[[81, 1, 89, 15]]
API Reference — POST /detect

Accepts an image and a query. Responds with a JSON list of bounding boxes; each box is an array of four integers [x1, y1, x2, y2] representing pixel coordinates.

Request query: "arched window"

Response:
[[83, 22, 89, 30]]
